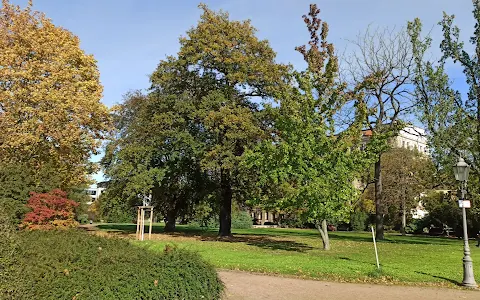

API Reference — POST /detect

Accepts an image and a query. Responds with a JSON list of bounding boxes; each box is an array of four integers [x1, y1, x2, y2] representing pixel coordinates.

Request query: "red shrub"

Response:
[[21, 189, 79, 230]]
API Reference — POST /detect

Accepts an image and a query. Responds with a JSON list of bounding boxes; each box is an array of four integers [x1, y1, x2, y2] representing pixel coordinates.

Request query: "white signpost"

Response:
[[458, 200, 471, 208], [371, 226, 380, 270]]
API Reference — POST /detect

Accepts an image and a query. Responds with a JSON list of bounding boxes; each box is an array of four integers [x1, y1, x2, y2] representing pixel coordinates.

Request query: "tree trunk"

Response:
[[316, 219, 331, 251], [218, 169, 232, 237], [164, 208, 176, 232], [374, 155, 384, 240]]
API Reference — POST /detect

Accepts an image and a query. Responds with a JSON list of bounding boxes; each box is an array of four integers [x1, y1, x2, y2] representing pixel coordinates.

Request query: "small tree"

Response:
[[362, 147, 435, 234], [21, 189, 79, 230]]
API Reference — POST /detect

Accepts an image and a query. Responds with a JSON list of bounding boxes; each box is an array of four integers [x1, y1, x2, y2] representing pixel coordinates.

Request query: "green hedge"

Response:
[[0, 204, 18, 298], [4, 230, 223, 300]]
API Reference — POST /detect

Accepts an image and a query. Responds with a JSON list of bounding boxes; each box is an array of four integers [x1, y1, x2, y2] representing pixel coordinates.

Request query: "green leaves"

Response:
[[102, 91, 208, 221], [8, 230, 224, 299], [178, 4, 287, 98], [105, 5, 288, 232], [408, 2, 480, 178], [248, 5, 371, 228]]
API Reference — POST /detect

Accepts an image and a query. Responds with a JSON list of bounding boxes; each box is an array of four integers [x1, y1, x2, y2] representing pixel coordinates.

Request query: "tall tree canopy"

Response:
[[102, 91, 211, 230], [150, 4, 287, 236], [0, 0, 110, 189], [103, 4, 287, 236], [408, 1, 480, 224], [247, 4, 373, 250]]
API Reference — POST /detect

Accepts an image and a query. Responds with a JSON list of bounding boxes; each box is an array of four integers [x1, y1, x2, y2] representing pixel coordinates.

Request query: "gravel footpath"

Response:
[[219, 270, 480, 300]]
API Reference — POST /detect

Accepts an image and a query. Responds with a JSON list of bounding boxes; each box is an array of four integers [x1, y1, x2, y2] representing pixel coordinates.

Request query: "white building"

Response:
[[361, 125, 429, 154], [394, 126, 429, 155], [86, 183, 106, 205]]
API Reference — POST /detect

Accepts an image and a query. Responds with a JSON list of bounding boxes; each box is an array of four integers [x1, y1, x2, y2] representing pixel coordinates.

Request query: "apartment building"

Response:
[[86, 181, 107, 205]]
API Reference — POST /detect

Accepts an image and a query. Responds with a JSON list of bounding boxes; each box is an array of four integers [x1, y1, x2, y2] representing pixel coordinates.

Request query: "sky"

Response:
[[9, 0, 477, 183]]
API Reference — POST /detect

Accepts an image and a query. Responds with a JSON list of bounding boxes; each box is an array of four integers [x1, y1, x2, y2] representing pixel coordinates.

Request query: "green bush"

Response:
[[77, 214, 89, 224], [191, 201, 216, 228], [191, 216, 219, 229], [104, 205, 135, 223], [350, 211, 368, 231], [190, 211, 252, 230], [231, 211, 253, 229], [0, 161, 68, 223], [0, 202, 19, 299], [279, 216, 305, 228], [405, 217, 431, 234], [7, 230, 224, 299], [97, 189, 138, 223]]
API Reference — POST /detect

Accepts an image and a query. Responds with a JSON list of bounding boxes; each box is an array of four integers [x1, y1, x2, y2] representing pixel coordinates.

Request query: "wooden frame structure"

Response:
[[136, 206, 154, 241]]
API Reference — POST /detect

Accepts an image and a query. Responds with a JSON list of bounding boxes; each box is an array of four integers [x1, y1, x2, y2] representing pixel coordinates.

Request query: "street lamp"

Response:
[[453, 157, 477, 288]]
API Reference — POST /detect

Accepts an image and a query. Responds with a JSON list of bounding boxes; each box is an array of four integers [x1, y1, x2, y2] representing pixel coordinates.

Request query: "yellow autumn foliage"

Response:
[[0, 0, 111, 188]]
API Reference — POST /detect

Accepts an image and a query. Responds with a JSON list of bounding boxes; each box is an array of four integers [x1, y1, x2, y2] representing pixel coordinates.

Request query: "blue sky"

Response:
[[10, 0, 476, 182]]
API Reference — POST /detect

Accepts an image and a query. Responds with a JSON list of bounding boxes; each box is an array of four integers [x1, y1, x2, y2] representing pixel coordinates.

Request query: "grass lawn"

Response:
[[96, 223, 480, 287]]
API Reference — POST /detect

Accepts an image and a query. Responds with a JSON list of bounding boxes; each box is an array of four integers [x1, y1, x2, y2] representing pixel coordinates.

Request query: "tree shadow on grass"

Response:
[[97, 223, 207, 235], [198, 235, 314, 252], [414, 271, 461, 286], [96, 223, 314, 252], [96, 224, 460, 247], [328, 233, 457, 246]]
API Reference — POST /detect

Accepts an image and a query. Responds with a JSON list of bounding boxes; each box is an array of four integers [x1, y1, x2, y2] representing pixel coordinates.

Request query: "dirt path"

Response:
[[219, 270, 480, 300]]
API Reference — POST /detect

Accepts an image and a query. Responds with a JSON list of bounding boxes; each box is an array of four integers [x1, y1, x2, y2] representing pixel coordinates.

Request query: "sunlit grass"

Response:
[[97, 223, 480, 287]]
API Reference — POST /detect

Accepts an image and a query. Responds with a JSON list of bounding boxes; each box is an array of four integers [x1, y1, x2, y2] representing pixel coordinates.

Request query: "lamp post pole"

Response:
[[460, 180, 477, 288]]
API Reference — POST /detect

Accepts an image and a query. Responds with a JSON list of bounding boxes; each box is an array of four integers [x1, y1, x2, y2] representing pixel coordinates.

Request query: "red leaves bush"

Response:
[[21, 189, 79, 230]]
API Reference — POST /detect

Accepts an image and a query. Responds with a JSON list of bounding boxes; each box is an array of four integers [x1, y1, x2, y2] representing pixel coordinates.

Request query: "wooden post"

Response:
[[140, 208, 145, 241], [149, 207, 153, 240], [136, 207, 140, 240]]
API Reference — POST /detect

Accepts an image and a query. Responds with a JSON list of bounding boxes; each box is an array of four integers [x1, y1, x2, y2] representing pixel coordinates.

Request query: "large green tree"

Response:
[[248, 4, 372, 250], [149, 4, 287, 236], [408, 1, 480, 221], [102, 91, 210, 231]]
